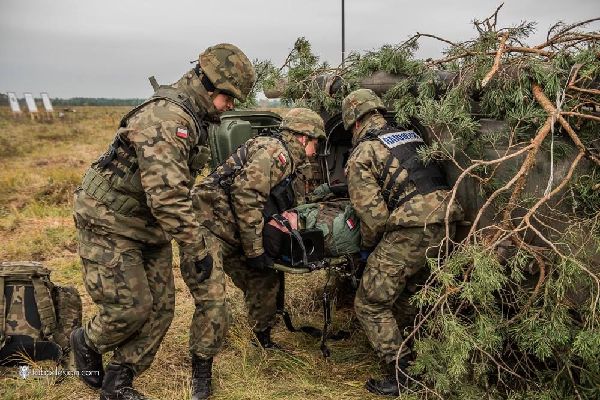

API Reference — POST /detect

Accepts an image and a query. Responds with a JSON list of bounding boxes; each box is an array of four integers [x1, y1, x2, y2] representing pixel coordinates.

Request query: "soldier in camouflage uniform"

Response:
[[341, 89, 463, 396], [186, 108, 325, 399], [71, 44, 255, 400]]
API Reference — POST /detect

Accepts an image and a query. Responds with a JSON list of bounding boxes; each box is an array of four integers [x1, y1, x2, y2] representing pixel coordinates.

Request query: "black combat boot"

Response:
[[191, 355, 212, 400], [254, 327, 283, 350], [365, 359, 411, 397], [100, 363, 148, 400], [70, 327, 104, 389]]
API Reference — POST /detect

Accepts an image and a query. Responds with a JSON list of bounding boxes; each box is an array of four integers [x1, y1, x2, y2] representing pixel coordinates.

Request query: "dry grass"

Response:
[[0, 106, 387, 400]]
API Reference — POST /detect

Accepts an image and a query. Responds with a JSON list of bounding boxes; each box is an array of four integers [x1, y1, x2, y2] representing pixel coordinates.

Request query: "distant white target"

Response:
[[7, 92, 21, 113], [41, 92, 54, 112], [24, 92, 38, 113]]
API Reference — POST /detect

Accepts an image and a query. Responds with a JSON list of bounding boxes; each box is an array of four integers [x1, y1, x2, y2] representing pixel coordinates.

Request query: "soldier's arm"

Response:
[[129, 119, 206, 258], [231, 142, 289, 258], [346, 144, 389, 249]]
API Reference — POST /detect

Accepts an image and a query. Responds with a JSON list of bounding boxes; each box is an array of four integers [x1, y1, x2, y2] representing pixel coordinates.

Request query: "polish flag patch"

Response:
[[277, 152, 287, 166], [176, 127, 188, 138], [346, 218, 356, 230]]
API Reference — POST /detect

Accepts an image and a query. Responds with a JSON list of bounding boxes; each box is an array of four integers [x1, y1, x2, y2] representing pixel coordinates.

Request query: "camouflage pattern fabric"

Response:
[[180, 228, 228, 359], [345, 113, 463, 248], [341, 88, 387, 130], [73, 70, 214, 375], [52, 285, 83, 352], [0, 262, 82, 361], [74, 70, 213, 259], [281, 108, 326, 139], [194, 129, 307, 258], [0, 262, 57, 341], [342, 98, 463, 365], [2, 284, 43, 340], [182, 227, 280, 359], [355, 224, 447, 363], [77, 228, 174, 375], [199, 43, 256, 102], [220, 238, 280, 332], [186, 129, 312, 357], [294, 200, 361, 257]]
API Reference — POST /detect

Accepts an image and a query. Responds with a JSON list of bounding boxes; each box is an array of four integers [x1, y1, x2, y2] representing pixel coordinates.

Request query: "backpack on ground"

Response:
[[0, 261, 82, 366]]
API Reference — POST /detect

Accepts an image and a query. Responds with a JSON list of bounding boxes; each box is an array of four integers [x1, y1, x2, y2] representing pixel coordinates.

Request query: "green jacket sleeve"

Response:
[[346, 143, 389, 249], [231, 140, 291, 258], [129, 119, 206, 258]]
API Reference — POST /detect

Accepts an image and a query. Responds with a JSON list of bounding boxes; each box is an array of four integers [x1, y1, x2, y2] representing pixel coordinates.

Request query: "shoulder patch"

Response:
[[277, 152, 287, 166], [176, 127, 189, 139], [346, 217, 356, 230], [377, 130, 423, 149]]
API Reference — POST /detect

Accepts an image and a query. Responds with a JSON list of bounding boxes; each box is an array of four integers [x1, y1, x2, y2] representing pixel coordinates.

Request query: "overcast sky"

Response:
[[1, 0, 598, 98]]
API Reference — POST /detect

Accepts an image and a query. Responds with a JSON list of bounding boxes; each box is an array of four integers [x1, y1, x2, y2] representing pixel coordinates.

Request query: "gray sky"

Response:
[[1, 0, 598, 98]]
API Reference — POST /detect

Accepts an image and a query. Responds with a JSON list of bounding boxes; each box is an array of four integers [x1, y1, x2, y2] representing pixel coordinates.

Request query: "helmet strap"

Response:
[[195, 65, 220, 99]]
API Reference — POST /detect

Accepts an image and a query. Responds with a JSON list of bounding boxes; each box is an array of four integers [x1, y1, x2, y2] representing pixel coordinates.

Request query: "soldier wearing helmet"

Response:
[[186, 107, 324, 398], [71, 44, 255, 400], [341, 89, 463, 397]]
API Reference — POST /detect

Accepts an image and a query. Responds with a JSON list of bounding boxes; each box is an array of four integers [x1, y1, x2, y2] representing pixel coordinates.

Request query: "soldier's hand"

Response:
[[246, 253, 274, 270], [194, 254, 213, 283]]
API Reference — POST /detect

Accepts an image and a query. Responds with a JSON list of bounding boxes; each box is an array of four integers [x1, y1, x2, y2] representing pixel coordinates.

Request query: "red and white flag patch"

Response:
[[277, 152, 287, 166], [346, 218, 356, 230], [176, 127, 188, 138]]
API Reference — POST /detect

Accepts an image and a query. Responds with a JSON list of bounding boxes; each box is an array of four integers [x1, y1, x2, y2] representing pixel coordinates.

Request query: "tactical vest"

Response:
[[207, 129, 297, 223], [0, 262, 82, 366], [81, 87, 211, 217], [355, 126, 450, 211]]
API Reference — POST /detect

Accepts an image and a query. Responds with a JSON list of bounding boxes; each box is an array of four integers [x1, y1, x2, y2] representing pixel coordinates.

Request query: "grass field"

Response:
[[0, 106, 386, 400]]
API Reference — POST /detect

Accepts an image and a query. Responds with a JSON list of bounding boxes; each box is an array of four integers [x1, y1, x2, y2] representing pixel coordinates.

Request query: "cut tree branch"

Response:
[[482, 32, 510, 87]]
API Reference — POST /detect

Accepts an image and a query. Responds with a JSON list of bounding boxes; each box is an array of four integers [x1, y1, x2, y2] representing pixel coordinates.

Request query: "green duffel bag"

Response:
[[0, 261, 82, 366], [294, 200, 361, 257]]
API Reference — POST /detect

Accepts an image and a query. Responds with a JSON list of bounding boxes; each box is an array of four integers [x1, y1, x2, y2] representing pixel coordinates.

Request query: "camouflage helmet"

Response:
[[341, 88, 387, 130], [281, 108, 326, 139], [199, 43, 256, 102]]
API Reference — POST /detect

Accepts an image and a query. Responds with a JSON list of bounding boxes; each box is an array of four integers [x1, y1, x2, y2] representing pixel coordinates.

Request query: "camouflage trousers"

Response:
[[181, 229, 280, 359], [354, 223, 448, 364], [222, 240, 280, 333], [77, 228, 175, 375], [180, 228, 228, 360]]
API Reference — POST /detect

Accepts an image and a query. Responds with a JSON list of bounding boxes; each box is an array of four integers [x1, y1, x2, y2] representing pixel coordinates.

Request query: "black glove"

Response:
[[246, 253, 274, 270], [194, 254, 213, 283]]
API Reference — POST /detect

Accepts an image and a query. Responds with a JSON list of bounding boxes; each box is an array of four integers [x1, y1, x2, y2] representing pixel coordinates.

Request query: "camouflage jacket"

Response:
[[73, 69, 214, 258], [346, 114, 463, 248], [193, 129, 307, 257]]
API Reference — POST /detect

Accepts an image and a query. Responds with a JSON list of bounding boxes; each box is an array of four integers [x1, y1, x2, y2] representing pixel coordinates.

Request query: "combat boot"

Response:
[[100, 363, 148, 400], [190, 355, 212, 400], [365, 359, 411, 397], [254, 327, 283, 350], [70, 327, 104, 389]]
